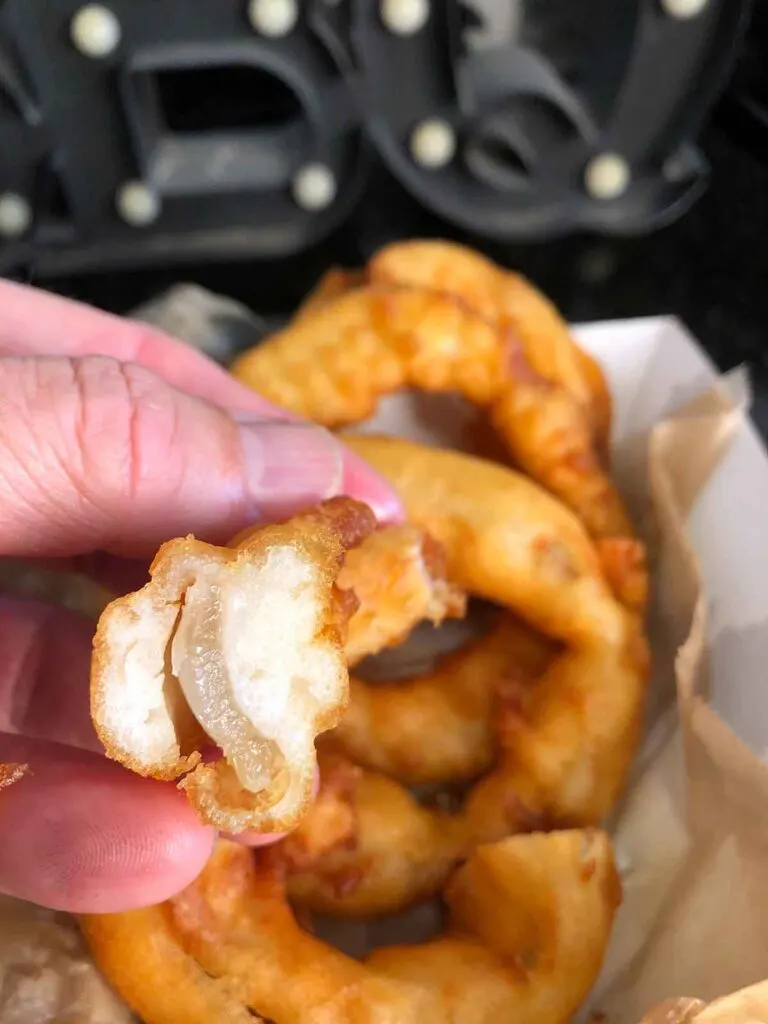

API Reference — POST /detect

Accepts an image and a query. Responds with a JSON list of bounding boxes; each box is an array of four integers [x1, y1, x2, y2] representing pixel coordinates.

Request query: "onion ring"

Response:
[[231, 270, 630, 544], [80, 829, 620, 1024], [89, 502, 462, 833], [294, 267, 365, 323], [324, 613, 556, 786], [367, 238, 611, 449], [278, 437, 648, 914], [90, 497, 377, 833], [340, 522, 465, 668]]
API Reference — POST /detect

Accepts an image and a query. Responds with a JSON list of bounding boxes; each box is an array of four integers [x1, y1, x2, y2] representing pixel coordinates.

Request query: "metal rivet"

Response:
[[584, 153, 630, 200], [380, 0, 430, 36], [660, 0, 708, 18], [116, 181, 161, 227], [292, 164, 337, 211], [410, 118, 456, 170], [248, 0, 299, 37], [0, 192, 32, 238], [70, 4, 121, 58]]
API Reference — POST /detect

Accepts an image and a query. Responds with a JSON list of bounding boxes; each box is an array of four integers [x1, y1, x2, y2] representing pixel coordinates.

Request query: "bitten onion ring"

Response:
[[231, 260, 631, 542], [80, 828, 620, 1024], [90, 498, 377, 833], [281, 437, 649, 915], [90, 501, 462, 833], [340, 522, 465, 668]]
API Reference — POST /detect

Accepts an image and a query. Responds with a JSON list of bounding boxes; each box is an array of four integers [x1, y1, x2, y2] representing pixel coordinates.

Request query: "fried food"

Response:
[[326, 614, 556, 785], [348, 439, 649, 832], [279, 438, 647, 914], [283, 756, 467, 916], [367, 238, 610, 446], [295, 267, 365, 322], [90, 498, 377, 833], [80, 829, 619, 1024], [231, 260, 630, 542], [0, 763, 28, 790], [340, 523, 466, 667]]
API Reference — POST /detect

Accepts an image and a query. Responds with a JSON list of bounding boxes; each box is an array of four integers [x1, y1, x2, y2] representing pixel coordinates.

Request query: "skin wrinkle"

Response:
[[0, 736, 216, 911], [0, 359, 109, 540], [0, 362, 55, 529]]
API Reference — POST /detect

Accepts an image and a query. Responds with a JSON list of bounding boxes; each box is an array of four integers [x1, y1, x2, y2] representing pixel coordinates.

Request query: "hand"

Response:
[[0, 279, 402, 914]]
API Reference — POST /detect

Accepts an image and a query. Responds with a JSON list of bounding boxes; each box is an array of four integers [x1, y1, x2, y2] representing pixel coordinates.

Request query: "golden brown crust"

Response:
[[230, 276, 632, 544], [294, 267, 366, 323], [339, 524, 466, 667], [326, 614, 555, 785], [283, 438, 649, 915], [81, 830, 619, 1024], [90, 497, 377, 833], [367, 238, 608, 443], [0, 763, 28, 790]]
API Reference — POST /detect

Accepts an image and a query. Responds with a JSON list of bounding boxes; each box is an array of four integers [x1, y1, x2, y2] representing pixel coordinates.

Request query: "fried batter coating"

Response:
[[340, 524, 466, 667], [326, 614, 555, 785], [367, 238, 610, 445], [295, 267, 365, 323], [283, 757, 466, 916], [231, 265, 629, 541], [346, 436, 639, 641], [80, 830, 619, 1024], [283, 439, 648, 914], [90, 498, 376, 833], [348, 441, 649, 835], [0, 763, 28, 790]]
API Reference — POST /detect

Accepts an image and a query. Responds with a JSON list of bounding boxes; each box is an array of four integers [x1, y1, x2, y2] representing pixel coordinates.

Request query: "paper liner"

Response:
[[585, 377, 768, 1021]]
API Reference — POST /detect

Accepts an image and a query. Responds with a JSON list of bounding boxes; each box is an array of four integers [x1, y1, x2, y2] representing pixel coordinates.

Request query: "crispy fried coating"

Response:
[[283, 439, 648, 914], [345, 436, 640, 641], [80, 830, 619, 1024], [283, 756, 466, 916], [348, 441, 649, 837], [340, 524, 466, 667], [90, 498, 377, 833], [231, 257, 629, 541], [367, 238, 609, 444], [295, 267, 365, 322], [326, 614, 555, 785], [0, 763, 28, 790]]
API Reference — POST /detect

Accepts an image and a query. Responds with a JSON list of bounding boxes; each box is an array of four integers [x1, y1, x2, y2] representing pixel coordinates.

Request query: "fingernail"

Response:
[[342, 450, 405, 524], [238, 421, 344, 516]]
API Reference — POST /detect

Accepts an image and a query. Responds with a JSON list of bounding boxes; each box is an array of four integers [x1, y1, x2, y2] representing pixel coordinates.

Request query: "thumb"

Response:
[[0, 356, 346, 557]]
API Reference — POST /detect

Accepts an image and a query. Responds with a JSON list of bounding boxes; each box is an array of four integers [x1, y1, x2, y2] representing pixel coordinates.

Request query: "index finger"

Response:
[[0, 281, 404, 524], [0, 279, 283, 415]]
